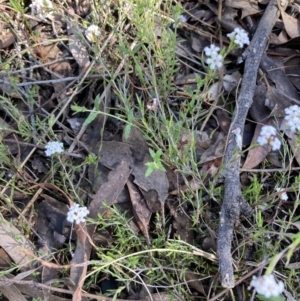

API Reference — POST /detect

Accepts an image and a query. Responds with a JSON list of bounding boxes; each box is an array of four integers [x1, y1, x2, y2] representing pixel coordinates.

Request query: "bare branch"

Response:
[[217, 0, 280, 288]]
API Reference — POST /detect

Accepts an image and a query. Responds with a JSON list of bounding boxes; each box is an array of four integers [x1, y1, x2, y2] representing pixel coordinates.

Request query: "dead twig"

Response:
[[217, 0, 280, 288]]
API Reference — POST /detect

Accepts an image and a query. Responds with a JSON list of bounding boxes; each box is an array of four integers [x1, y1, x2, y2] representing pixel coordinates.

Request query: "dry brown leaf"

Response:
[[284, 57, 300, 91], [0, 214, 35, 270], [223, 71, 242, 93], [0, 248, 12, 268], [94, 141, 169, 222], [216, 110, 231, 134], [0, 117, 11, 137], [169, 178, 203, 195], [243, 123, 272, 169], [131, 153, 168, 218], [167, 201, 194, 244], [287, 133, 300, 166], [200, 157, 223, 180], [199, 132, 226, 163], [250, 83, 270, 122], [67, 22, 90, 70], [127, 180, 151, 245], [281, 11, 300, 39], [122, 127, 148, 162], [185, 272, 206, 295], [225, 0, 262, 19], [201, 82, 220, 101], [260, 55, 300, 101], [2, 278, 71, 301], [0, 277, 28, 301], [70, 161, 131, 289]]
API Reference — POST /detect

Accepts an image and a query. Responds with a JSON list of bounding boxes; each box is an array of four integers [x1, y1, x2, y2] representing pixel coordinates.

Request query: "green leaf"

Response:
[[149, 148, 155, 158], [94, 94, 101, 110], [153, 149, 162, 161], [123, 124, 131, 140], [256, 294, 286, 301], [83, 111, 98, 126], [145, 165, 154, 177], [71, 104, 88, 113], [127, 109, 134, 122]]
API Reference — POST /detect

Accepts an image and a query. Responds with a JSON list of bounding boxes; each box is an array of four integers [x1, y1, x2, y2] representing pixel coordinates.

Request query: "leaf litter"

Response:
[[1, 0, 300, 300]]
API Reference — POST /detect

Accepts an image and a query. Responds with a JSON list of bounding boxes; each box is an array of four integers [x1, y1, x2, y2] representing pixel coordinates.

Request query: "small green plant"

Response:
[[145, 148, 166, 177]]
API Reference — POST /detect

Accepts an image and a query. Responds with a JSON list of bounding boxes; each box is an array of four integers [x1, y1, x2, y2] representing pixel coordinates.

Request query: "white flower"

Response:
[[284, 105, 300, 132], [85, 25, 101, 43], [67, 203, 89, 224], [260, 125, 277, 137], [257, 125, 281, 151], [206, 53, 223, 70], [227, 28, 250, 48], [178, 14, 187, 23], [276, 187, 288, 201], [269, 137, 281, 151], [248, 274, 284, 298], [147, 98, 158, 111], [29, 0, 53, 21], [45, 141, 64, 157], [204, 44, 220, 57]]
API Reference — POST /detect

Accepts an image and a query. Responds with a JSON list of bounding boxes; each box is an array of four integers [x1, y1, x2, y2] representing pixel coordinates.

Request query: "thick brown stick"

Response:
[[217, 0, 280, 288]]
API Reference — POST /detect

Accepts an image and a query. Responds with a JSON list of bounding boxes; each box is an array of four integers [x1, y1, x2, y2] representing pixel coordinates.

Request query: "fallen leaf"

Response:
[[200, 157, 223, 180], [0, 277, 71, 301], [122, 126, 148, 162], [243, 123, 272, 169], [70, 161, 131, 290], [280, 10, 300, 39], [67, 21, 90, 70], [88, 162, 130, 204], [199, 132, 226, 164], [0, 277, 28, 301], [287, 133, 300, 166], [250, 83, 271, 122], [167, 201, 194, 244], [0, 117, 11, 137], [260, 55, 300, 101], [0, 214, 35, 270], [201, 82, 220, 102], [223, 71, 242, 93], [284, 57, 300, 91], [127, 180, 151, 245], [94, 141, 169, 223], [225, 0, 262, 19], [131, 154, 169, 221], [0, 248, 11, 268]]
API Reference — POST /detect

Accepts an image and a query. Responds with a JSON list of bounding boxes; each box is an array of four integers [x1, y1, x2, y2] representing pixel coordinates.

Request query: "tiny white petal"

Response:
[[178, 15, 187, 23], [30, 0, 53, 21], [45, 141, 64, 157], [249, 274, 284, 298], [227, 28, 249, 48], [85, 25, 101, 43], [67, 203, 89, 224]]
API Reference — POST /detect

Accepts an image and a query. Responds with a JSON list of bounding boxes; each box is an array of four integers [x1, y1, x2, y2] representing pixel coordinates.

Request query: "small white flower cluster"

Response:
[[257, 125, 281, 151], [45, 141, 64, 157], [178, 14, 187, 23], [29, 0, 53, 21], [249, 274, 284, 298], [203, 44, 223, 70], [284, 105, 300, 132], [147, 98, 158, 111], [276, 187, 288, 201], [67, 203, 89, 224], [85, 25, 101, 43], [227, 28, 250, 48]]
